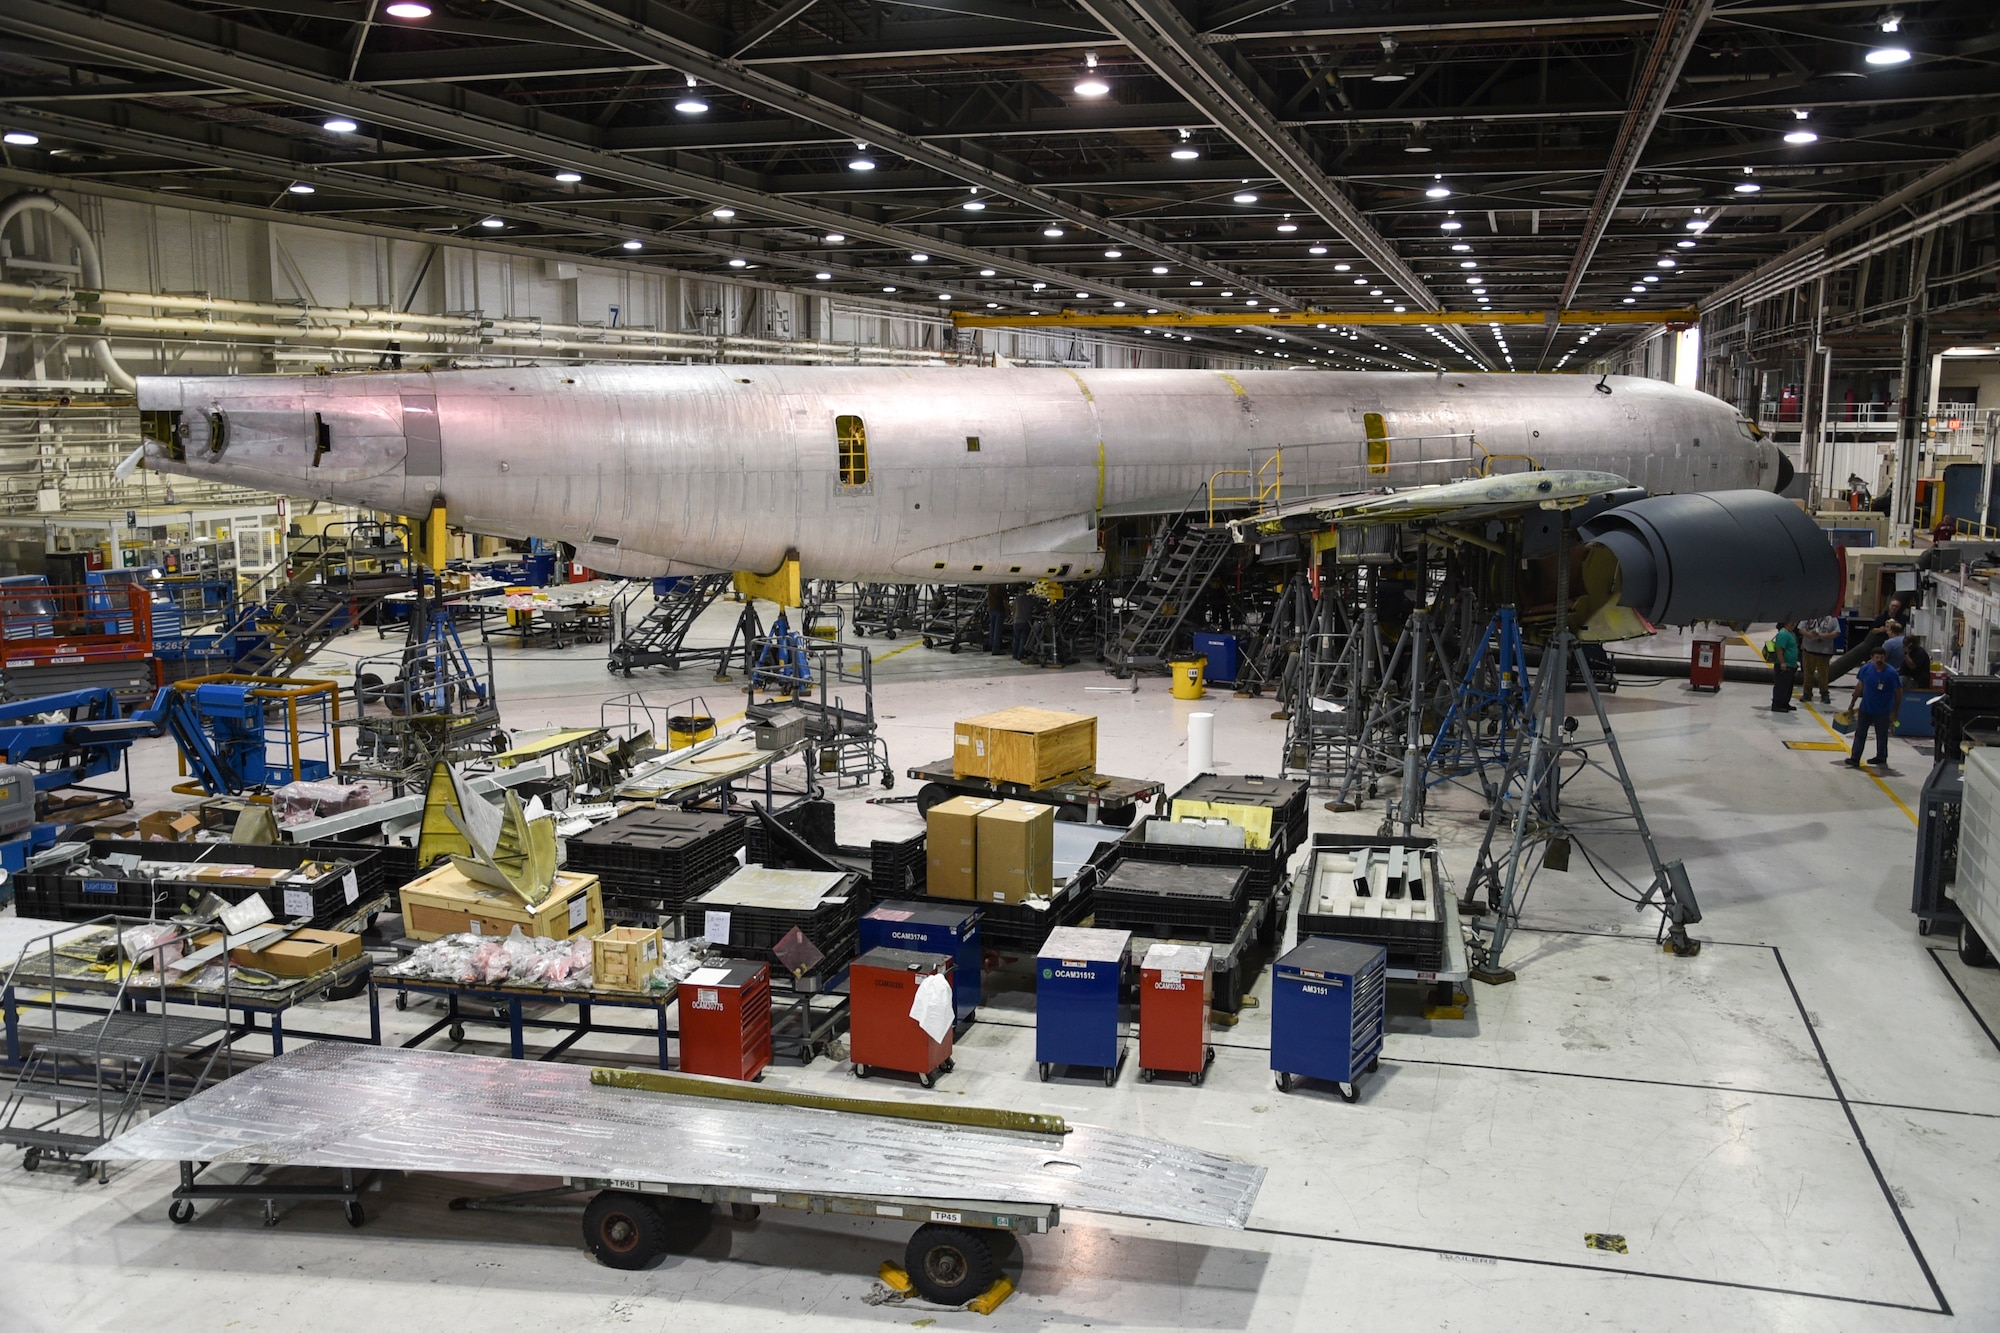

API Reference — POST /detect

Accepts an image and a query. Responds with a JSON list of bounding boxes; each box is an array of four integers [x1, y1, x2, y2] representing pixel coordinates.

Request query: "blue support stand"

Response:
[[1425, 607, 1532, 796]]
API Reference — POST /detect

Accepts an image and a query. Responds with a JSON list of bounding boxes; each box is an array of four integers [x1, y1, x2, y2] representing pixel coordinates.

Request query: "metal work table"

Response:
[[2, 910, 387, 1065], [373, 972, 679, 1069]]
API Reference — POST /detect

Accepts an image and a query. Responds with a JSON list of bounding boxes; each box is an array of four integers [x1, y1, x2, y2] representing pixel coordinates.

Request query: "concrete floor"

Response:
[[1, 598, 1995, 1332]]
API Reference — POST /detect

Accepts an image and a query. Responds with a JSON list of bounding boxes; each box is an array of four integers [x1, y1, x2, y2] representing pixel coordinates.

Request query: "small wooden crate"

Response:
[[953, 707, 1097, 788], [592, 925, 662, 992]]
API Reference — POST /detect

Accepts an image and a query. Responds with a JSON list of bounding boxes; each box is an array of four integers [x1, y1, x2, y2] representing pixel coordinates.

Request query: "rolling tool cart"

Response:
[[1271, 937, 1386, 1103], [676, 961, 772, 1082], [847, 948, 954, 1087], [1034, 926, 1130, 1086], [859, 900, 982, 1027], [1137, 943, 1214, 1085]]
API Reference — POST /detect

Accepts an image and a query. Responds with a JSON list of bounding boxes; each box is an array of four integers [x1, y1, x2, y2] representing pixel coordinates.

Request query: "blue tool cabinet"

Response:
[[1271, 937, 1386, 1102], [1034, 925, 1130, 1085], [859, 900, 982, 1025]]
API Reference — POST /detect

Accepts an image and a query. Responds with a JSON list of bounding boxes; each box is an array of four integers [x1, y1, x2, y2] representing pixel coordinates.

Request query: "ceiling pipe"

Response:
[[0, 192, 136, 392]]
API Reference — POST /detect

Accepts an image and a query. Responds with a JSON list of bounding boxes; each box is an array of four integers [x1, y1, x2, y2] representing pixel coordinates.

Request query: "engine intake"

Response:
[[1578, 490, 1838, 626]]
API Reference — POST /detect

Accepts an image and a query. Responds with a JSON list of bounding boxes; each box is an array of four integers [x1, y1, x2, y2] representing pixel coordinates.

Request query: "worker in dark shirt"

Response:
[[985, 583, 1007, 655], [1881, 622, 1906, 672], [1846, 646, 1903, 770], [1871, 598, 1905, 631]]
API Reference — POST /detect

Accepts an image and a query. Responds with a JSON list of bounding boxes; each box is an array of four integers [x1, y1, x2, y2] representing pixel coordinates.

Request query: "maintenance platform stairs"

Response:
[[1109, 515, 1236, 676], [607, 573, 732, 676], [222, 528, 406, 677]]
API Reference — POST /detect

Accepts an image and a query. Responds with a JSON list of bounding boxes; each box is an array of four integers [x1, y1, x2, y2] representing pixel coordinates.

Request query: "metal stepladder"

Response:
[[606, 573, 732, 676], [1110, 490, 1237, 676], [0, 919, 234, 1182]]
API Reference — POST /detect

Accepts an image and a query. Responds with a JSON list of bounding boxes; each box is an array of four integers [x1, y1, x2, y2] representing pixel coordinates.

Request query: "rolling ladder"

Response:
[[607, 574, 732, 675], [225, 532, 396, 677], [1109, 515, 1235, 676]]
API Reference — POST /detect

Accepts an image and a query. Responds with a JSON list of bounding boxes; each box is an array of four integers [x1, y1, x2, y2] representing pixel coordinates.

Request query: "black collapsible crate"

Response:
[[944, 879, 1092, 952], [568, 808, 746, 923], [744, 798, 838, 866], [1296, 833, 1448, 972], [25, 840, 369, 927], [1091, 860, 1250, 944], [866, 831, 928, 898], [1169, 773, 1310, 856], [1104, 818, 1294, 947], [685, 869, 864, 983], [293, 837, 423, 909]]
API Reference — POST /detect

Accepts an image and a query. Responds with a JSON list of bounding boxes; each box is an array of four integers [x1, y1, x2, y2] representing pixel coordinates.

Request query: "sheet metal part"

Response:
[[92, 1044, 1265, 1230]]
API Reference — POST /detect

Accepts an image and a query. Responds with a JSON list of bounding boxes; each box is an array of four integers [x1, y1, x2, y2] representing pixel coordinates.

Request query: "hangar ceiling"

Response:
[[0, 0, 1995, 373]]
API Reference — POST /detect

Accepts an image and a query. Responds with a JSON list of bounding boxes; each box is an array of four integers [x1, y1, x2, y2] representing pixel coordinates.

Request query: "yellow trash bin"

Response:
[[1169, 657, 1207, 700], [666, 715, 717, 750]]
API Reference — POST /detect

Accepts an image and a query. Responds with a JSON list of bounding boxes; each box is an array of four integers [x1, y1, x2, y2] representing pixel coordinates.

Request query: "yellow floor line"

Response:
[[1801, 701, 1918, 826], [874, 640, 925, 663]]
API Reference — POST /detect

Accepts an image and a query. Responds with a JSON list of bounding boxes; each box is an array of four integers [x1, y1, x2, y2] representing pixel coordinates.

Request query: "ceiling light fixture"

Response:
[[1734, 181, 1762, 193], [674, 75, 708, 115], [1043, 225, 1065, 237], [478, 216, 503, 226], [824, 233, 844, 244], [728, 258, 747, 268], [385, 2, 430, 16], [554, 171, 582, 183], [289, 183, 316, 195], [963, 199, 986, 211], [1865, 45, 1910, 65], [1152, 265, 1170, 275], [1172, 147, 1200, 160], [323, 118, 358, 134], [1309, 245, 1328, 255], [1105, 248, 1123, 258], [847, 143, 876, 171], [1785, 128, 1819, 144], [1075, 50, 1110, 97], [1334, 263, 1351, 271], [937, 293, 951, 300], [979, 268, 996, 277], [910, 252, 929, 262], [1371, 33, 1409, 83], [1233, 192, 1258, 204], [1404, 121, 1432, 154], [1441, 219, 1462, 231], [711, 207, 736, 219], [2, 131, 38, 146], [622, 240, 642, 250], [816, 272, 832, 280]]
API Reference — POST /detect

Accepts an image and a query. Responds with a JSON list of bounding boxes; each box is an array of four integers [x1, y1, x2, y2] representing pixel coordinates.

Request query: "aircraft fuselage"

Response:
[[136, 365, 1775, 582]]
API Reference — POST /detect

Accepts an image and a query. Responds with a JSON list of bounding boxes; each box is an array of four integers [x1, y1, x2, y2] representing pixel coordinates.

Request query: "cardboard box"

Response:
[[975, 799, 1054, 904], [952, 708, 1096, 788], [228, 927, 362, 978], [592, 925, 662, 992], [925, 796, 998, 901], [139, 810, 203, 842], [400, 863, 605, 942], [78, 819, 141, 840]]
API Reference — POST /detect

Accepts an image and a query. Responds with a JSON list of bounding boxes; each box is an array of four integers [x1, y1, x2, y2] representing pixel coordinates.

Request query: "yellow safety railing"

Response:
[[1472, 436, 1545, 476], [1208, 450, 1282, 522]]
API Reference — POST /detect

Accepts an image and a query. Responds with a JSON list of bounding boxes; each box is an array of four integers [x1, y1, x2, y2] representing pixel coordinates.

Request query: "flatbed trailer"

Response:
[[907, 758, 1164, 828], [93, 1044, 1263, 1309]]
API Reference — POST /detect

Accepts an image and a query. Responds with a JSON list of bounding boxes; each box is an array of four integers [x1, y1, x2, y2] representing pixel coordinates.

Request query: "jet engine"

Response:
[[1578, 490, 1839, 626]]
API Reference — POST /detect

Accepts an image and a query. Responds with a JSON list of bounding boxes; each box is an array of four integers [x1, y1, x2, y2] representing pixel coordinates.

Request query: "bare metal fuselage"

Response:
[[136, 365, 1775, 581]]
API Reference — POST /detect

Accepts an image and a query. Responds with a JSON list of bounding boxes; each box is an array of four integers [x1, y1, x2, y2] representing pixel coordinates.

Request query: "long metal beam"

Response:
[[1555, 0, 1716, 312], [1076, 0, 1437, 313], [951, 309, 1694, 329], [0, 0, 1196, 317], [495, 0, 1294, 306]]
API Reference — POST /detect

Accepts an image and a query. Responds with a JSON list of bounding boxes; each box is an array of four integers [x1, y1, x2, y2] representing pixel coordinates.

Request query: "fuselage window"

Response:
[[837, 414, 869, 487]]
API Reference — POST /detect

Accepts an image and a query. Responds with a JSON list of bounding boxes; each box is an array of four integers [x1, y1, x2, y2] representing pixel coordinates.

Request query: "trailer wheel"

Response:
[[905, 1223, 997, 1306], [650, 1195, 713, 1252], [583, 1191, 665, 1270], [1100, 804, 1137, 828], [168, 1200, 195, 1225], [344, 1201, 366, 1228], [915, 784, 952, 817], [1963, 922, 1994, 968]]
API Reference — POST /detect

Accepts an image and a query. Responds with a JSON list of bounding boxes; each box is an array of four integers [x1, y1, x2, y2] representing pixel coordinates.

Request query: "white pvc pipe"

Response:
[[1188, 711, 1215, 779], [0, 192, 135, 391]]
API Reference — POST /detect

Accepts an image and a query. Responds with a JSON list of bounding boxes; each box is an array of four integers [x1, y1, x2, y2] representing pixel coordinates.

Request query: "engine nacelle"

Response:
[[1578, 490, 1839, 626]]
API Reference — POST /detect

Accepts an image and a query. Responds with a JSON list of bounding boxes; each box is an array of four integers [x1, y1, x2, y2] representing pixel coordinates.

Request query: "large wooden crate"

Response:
[[400, 864, 605, 942], [592, 925, 662, 991], [952, 707, 1097, 788]]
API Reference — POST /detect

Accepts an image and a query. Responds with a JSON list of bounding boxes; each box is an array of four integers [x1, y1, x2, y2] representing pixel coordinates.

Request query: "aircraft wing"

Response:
[[1232, 469, 1638, 539]]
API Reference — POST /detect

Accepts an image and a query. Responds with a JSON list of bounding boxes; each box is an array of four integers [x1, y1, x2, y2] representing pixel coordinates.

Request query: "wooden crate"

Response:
[[952, 707, 1097, 788], [592, 925, 663, 992], [400, 863, 605, 942]]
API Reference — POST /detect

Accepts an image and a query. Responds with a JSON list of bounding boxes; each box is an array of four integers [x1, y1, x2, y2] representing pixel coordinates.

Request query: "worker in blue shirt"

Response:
[[1846, 645, 1903, 770], [1881, 621, 1907, 672]]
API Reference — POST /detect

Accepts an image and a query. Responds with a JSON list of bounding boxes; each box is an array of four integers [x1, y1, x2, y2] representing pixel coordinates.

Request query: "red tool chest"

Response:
[[1689, 638, 1725, 693], [676, 960, 771, 1081], [1139, 942, 1215, 1084], [848, 947, 955, 1087]]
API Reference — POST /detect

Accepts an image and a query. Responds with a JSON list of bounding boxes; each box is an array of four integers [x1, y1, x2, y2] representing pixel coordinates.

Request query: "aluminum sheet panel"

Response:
[[91, 1045, 1263, 1229]]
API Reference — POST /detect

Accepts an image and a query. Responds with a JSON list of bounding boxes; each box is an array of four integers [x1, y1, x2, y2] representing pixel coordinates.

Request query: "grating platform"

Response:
[[38, 1012, 227, 1061]]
